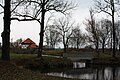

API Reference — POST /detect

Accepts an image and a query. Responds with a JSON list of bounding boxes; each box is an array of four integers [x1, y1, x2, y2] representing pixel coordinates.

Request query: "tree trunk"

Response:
[[96, 41, 99, 50], [102, 39, 105, 53], [37, 2, 45, 58], [1, 0, 11, 60], [111, 0, 116, 58], [110, 35, 113, 50], [96, 39, 99, 57], [64, 44, 67, 53], [77, 39, 79, 49]]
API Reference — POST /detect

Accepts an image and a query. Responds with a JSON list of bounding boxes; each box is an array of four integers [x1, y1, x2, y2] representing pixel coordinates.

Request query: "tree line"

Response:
[[0, 0, 76, 60], [0, 0, 120, 60], [45, 0, 120, 59]]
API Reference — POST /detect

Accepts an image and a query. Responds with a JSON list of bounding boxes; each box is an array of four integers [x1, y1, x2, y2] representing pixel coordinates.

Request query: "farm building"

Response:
[[21, 38, 38, 49]]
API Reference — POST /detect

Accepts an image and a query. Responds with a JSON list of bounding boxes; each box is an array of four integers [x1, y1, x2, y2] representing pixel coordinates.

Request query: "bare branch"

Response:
[[0, 11, 4, 14], [11, 12, 41, 23], [100, 8, 112, 16], [46, 0, 77, 15], [0, 3, 4, 9], [94, 0, 112, 16], [11, 0, 26, 13], [44, 14, 54, 31], [11, 17, 39, 21], [27, 0, 42, 6]]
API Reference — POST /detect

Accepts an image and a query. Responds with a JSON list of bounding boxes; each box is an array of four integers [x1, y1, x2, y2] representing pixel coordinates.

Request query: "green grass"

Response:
[[0, 49, 63, 59], [10, 53, 37, 59], [12, 55, 73, 73], [0, 51, 37, 60], [43, 49, 64, 56], [0, 50, 72, 69], [92, 51, 120, 65]]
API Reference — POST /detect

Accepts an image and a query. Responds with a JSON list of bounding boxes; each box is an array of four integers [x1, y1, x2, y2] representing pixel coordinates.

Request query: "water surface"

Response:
[[46, 62, 120, 80]]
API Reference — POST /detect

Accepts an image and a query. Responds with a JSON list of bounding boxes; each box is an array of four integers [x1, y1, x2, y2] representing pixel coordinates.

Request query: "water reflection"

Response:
[[93, 67, 120, 80], [73, 62, 86, 68], [47, 62, 120, 80]]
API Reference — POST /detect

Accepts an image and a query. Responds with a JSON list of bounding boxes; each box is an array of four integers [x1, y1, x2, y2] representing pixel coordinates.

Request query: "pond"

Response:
[[46, 62, 120, 80]]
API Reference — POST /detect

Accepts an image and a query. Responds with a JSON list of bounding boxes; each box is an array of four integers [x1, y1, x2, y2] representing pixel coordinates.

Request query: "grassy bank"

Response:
[[92, 51, 120, 65], [43, 49, 64, 56], [0, 50, 73, 70], [0, 61, 79, 80], [92, 57, 120, 65], [12, 55, 73, 72], [0, 51, 80, 80]]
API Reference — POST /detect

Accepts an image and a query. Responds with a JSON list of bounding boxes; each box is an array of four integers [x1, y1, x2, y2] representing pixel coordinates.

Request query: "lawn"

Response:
[[43, 49, 64, 56], [91, 50, 120, 65]]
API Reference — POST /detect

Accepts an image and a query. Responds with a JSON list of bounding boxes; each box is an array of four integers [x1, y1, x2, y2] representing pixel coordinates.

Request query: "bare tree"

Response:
[[11, 0, 76, 57], [94, 0, 120, 57], [115, 21, 120, 51], [54, 17, 74, 53], [0, 0, 29, 60], [98, 19, 112, 53], [0, 0, 11, 60], [85, 9, 100, 50], [69, 25, 86, 49], [45, 25, 61, 49], [12, 38, 23, 48]]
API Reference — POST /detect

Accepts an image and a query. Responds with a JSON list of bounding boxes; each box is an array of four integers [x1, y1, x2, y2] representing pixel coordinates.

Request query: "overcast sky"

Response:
[[0, 0, 94, 45]]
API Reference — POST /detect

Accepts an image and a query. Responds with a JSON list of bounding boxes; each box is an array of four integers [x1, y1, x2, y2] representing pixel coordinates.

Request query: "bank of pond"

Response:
[[1, 51, 120, 80], [12, 56, 120, 80]]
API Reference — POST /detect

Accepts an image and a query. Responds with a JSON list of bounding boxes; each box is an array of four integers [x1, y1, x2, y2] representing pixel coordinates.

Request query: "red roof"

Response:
[[21, 38, 38, 49], [28, 44, 38, 49], [21, 38, 35, 44]]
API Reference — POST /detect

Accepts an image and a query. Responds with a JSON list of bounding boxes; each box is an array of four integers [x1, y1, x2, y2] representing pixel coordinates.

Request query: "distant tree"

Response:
[[12, 38, 23, 48], [45, 25, 61, 49], [98, 19, 112, 53], [94, 0, 120, 57], [69, 26, 86, 49], [85, 8, 100, 50], [54, 17, 74, 53], [115, 21, 120, 51], [12, 0, 76, 57]]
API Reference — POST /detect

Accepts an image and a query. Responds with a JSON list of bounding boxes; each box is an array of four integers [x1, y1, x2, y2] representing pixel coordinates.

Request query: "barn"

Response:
[[21, 38, 38, 49], [17, 38, 38, 54]]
